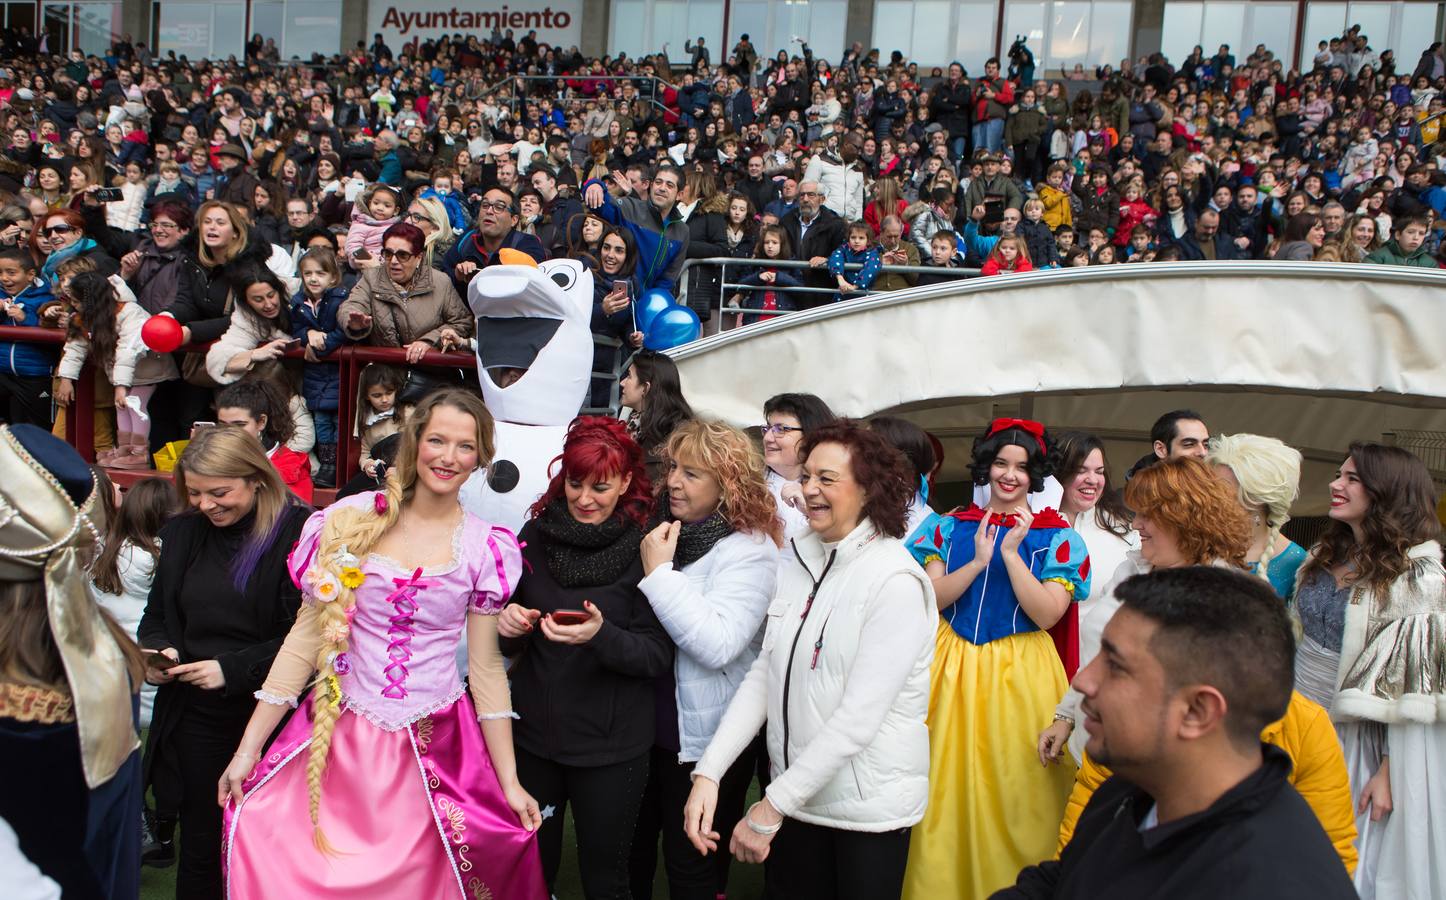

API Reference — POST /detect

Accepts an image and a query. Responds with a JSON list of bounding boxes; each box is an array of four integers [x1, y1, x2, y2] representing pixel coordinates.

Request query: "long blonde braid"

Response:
[[304, 473, 403, 852], [300, 387, 496, 852]]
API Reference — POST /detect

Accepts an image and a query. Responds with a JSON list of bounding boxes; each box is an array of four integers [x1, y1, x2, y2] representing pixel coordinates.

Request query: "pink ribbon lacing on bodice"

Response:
[[381, 567, 432, 700]]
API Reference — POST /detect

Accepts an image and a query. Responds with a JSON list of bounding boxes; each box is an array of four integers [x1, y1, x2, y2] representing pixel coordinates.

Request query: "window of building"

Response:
[[873, 0, 998, 69], [1002, 0, 1134, 72], [41, 2, 120, 56]]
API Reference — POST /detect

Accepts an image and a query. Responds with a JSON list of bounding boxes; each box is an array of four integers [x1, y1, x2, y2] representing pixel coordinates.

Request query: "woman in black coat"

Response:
[[496, 417, 673, 899], [138, 426, 311, 900], [683, 173, 731, 323]]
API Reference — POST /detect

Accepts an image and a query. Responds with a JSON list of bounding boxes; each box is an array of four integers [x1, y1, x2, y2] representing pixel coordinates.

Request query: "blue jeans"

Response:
[[972, 118, 1004, 153], [949, 135, 967, 165], [313, 410, 337, 444]]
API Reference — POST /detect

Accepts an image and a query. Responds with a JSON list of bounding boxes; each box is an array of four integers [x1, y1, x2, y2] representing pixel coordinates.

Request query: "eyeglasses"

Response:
[[43, 224, 75, 237], [380, 248, 416, 262], [760, 423, 803, 435], [477, 199, 514, 213], [149, 220, 180, 231], [403, 211, 428, 224]]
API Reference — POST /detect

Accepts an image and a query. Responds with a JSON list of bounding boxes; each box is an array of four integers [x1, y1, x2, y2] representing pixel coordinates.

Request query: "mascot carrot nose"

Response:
[[496, 248, 538, 267]]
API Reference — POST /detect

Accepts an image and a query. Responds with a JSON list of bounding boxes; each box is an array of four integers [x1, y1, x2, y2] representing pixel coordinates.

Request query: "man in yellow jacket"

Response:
[[1056, 689, 1358, 875]]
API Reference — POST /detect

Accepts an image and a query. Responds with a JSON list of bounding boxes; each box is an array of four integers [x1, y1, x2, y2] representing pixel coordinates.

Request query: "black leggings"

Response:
[[766, 819, 912, 900], [628, 744, 756, 900], [516, 747, 650, 900], [168, 697, 251, 900]]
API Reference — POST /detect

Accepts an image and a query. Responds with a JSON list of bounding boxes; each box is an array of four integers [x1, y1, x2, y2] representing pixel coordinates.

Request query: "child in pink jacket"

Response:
[[343, 183, 403, 267]]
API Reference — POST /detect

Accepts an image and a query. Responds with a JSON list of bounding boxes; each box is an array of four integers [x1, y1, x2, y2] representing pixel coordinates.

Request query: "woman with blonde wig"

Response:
[[629, 418, 783, 899], [218, 389, 548, 898], [137, 426, 312, 898], [1208, 433, 1308, 599]]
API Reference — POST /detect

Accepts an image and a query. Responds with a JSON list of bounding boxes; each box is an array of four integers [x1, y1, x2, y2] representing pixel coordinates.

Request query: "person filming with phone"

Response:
[[496, 417, 674, 898], [586, 225, 646, 406]]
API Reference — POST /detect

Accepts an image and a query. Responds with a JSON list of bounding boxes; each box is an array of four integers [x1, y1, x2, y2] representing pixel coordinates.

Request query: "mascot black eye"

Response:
[[488, 460, 521, 493], [549, 269, 575, 290]]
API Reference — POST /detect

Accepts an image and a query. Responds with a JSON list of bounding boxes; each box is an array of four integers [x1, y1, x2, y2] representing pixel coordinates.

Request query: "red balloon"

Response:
[[141, 315, 184, 353]]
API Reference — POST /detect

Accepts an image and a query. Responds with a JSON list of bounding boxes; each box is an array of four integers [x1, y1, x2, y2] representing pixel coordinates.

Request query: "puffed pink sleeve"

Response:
[[257, 508, 330, 707], [467, 524, 525, 720], [287, 507, 329, 595], [469, 525, 524, 616]]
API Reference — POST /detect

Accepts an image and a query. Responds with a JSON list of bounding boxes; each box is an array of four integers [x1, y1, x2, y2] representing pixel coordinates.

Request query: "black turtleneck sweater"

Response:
[[138, 503, 310, 702]]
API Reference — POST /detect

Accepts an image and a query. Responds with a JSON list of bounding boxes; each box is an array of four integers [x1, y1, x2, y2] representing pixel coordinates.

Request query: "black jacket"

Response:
[[138, 505, 310, 786], [993, 745, 1357, 900], [780, 205, 846, 293], [500, 519, 673, 767], [171, 232, 275, 342], [930, 79, 973, 139]]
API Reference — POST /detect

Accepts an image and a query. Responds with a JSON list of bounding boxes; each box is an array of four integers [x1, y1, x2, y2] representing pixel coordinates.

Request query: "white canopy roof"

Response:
[[669, 262, 1446, 515]]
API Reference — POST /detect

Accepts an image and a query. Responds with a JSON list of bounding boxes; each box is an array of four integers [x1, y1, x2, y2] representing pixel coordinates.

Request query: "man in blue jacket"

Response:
[[583, 165, 687, 291]]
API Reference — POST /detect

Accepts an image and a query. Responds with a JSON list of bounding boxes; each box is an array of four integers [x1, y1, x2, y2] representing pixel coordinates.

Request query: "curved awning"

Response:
[[669, 262, 1446, 514]]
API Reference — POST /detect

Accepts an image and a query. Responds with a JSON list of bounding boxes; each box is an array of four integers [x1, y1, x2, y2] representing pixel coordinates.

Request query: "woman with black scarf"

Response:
[[497, 416, 673, 899]]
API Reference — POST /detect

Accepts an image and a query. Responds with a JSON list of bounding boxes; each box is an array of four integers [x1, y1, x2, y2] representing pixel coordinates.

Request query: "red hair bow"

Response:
[[986, 418, 1047, 453]]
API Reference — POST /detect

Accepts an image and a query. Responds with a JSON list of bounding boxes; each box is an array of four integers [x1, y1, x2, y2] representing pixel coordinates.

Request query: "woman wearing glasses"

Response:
[[403, 196, 457, 269], [38, 207, 118, 283], [338, 222, 473, 364]]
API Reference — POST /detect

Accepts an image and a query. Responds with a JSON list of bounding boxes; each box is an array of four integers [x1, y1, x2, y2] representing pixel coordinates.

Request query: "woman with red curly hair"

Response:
[[628, 418, 783, 899], [496, 416, 673, 898], [683, 420, 937, 900], [1040, 456, 1249, 767]]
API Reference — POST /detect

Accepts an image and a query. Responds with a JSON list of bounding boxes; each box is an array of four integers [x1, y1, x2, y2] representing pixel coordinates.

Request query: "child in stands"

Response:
[[735, 224, 804, 325], [356, 362, 406, 479], [828, 220, 882, 299], [56, 272, 177, 468], [980, 234, 1034, 275], [0, 247, 57, 428], [289, 247, 349, 487]]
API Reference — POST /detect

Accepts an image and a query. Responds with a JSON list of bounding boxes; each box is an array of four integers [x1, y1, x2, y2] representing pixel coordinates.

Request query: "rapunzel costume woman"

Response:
[[218, 389, 548, 899]]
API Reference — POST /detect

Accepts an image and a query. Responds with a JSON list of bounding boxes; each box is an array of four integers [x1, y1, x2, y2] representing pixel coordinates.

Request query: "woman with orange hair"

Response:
[[1039, 456, 1251, 767], [629, 418, 783, 899], [1041, 456, 1361, 875]]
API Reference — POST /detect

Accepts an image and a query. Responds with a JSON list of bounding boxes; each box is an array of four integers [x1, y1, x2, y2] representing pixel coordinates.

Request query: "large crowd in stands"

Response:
[[0, 27, 1443, 477], [0, 24, 1445, 900]]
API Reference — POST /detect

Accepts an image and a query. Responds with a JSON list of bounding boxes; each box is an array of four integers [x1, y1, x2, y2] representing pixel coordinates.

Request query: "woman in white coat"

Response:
[[630, 418, 782, 900], [1293, 442, 1446, 900], [683, 421, 936, 900]]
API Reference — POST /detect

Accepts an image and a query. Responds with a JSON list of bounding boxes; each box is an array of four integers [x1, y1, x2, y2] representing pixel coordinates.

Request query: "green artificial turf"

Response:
[[138, 785, 768, 899]]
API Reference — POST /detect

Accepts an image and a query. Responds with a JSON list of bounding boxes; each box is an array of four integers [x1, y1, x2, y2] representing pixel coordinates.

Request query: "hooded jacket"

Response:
[[0, 278, 59, 376], [584, 178, 688, 290]]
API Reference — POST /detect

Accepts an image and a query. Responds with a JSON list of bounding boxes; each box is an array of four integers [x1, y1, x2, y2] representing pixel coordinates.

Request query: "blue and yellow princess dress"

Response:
[[901, 506, 1091, 900]]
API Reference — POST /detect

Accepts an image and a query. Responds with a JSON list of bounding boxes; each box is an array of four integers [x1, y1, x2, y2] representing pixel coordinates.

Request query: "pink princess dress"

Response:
[[222, 492, 548, 899]]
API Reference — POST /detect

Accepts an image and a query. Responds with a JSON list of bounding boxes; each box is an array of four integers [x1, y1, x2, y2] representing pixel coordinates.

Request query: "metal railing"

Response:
[[676, 257, 981, 328], [0, 324, 623, 501], [475, 74, 672, 119]]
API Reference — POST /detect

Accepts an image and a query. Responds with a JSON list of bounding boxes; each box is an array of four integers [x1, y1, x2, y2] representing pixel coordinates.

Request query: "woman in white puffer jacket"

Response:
[[632, 419, 781, 899], [684, 421, 936, 900]]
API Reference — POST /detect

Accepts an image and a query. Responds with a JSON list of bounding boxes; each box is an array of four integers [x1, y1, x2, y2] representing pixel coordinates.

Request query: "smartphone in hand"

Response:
[[549, 609, 590, 626]]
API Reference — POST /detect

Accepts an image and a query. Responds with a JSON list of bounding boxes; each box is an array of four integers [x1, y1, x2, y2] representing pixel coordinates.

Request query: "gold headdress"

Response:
[[0, 425, 137, 787]]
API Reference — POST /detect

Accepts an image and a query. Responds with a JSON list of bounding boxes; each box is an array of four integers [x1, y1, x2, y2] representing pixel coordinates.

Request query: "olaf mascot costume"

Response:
[[459, 250, 594, 532]]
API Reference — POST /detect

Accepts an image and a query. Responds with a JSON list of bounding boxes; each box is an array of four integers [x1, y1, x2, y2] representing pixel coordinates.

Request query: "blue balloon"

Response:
[[644, 304, 702, 350], [635, 288, 676, 334]]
